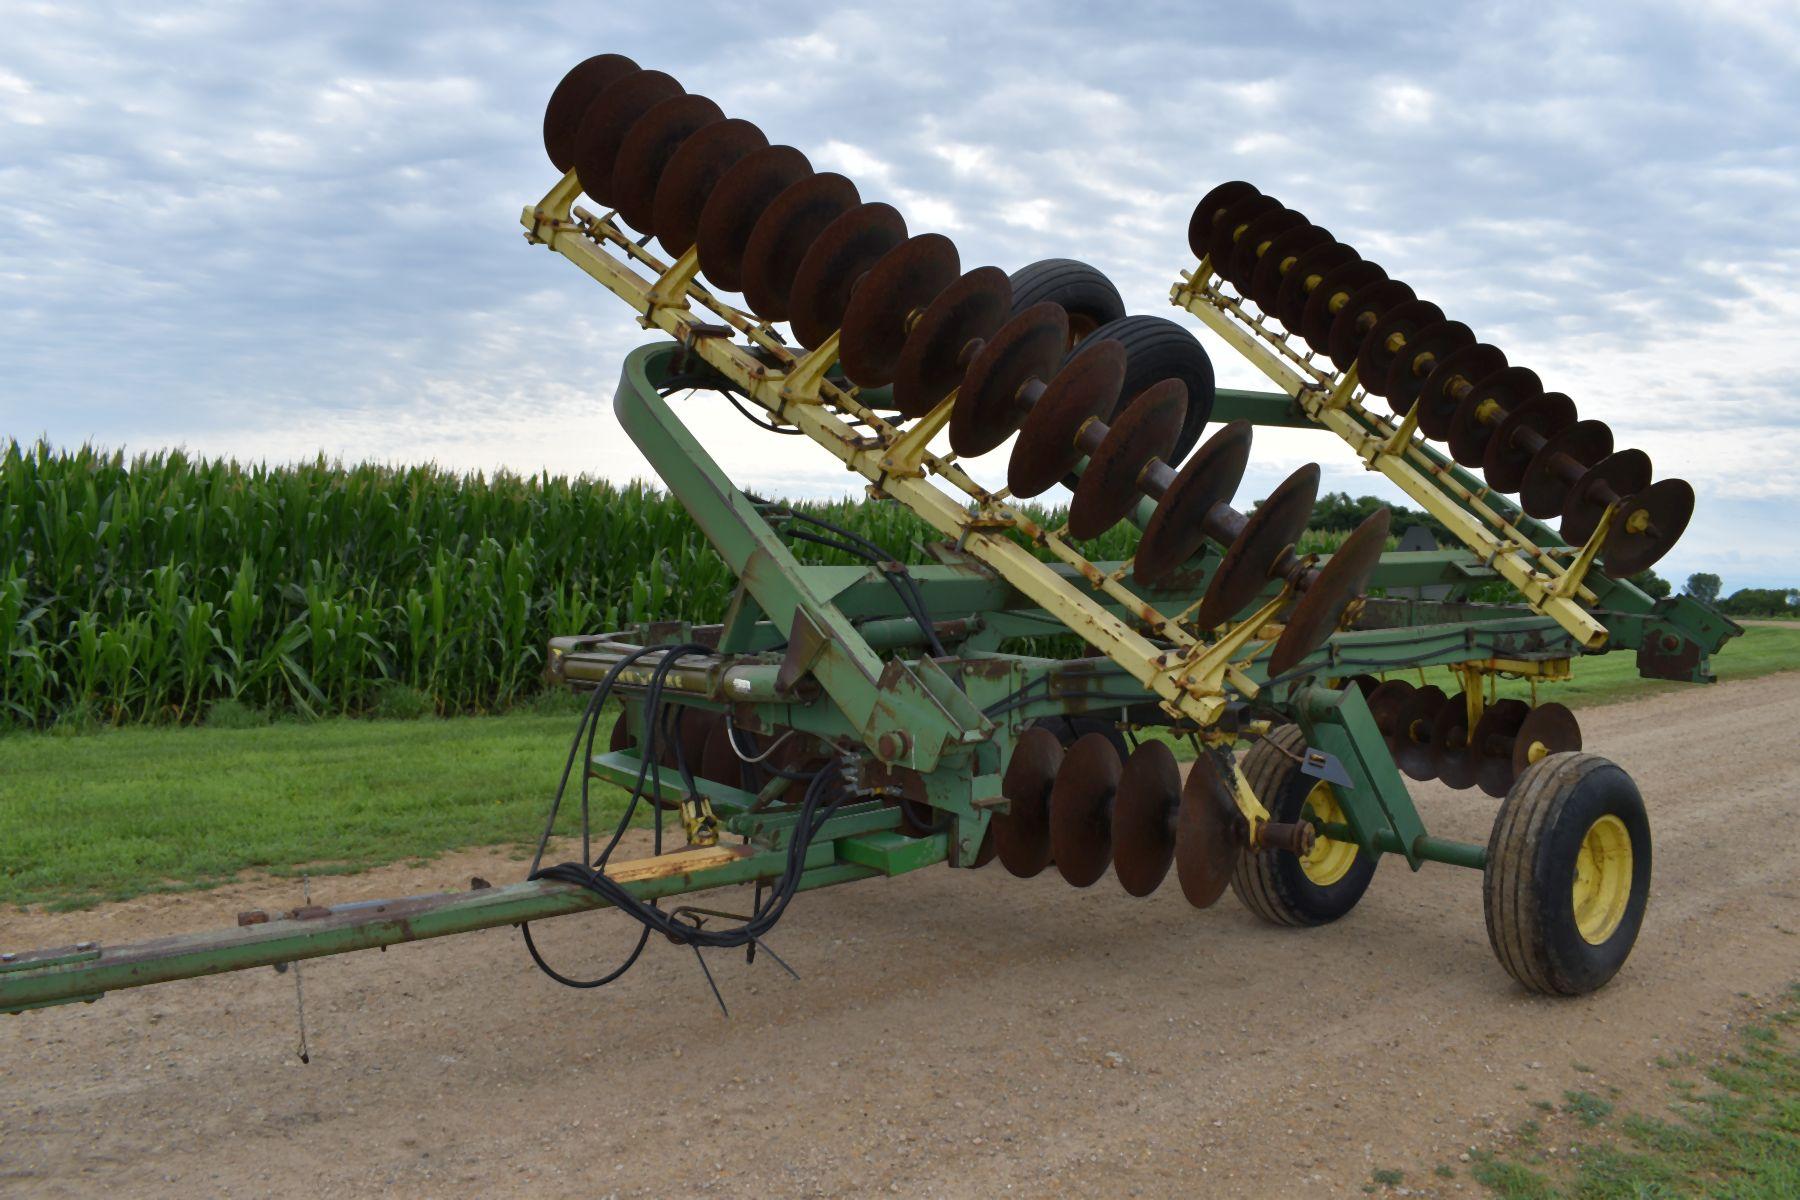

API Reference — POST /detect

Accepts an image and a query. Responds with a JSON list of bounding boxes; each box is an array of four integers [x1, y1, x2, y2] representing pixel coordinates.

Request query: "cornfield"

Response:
[[8, 439, 1288, 729]]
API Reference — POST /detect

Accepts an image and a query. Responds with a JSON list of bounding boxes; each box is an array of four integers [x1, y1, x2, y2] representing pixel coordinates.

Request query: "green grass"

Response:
[[1463, 985, 1800, 1199], [0, 704, 634, 911]]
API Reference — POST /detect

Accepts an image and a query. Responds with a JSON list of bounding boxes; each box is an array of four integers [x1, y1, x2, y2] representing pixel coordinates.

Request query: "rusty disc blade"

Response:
[[787, 202, 908, 350], [838, 234, 961, 388], [1513, 702, 1582, 780], [1277, 241, 1360, 332], [1485, 391, 1576, 493], [572, 69, 684, 206], [1326, 278, 1417, 371], [1269, 507, 1392, 676], [1197, 463, 1321, 628], [1449, 365, 1542, 467], [1470, 698, 1530, 797], [1135, 419, 1253, 585], [1224, 207, 1308, 291], [1355, 299, 1445, 400], [1049, 733, 1122, 888], [1431, 693, 1478, 791], [1208, 194, 1284, 265], [1249, 223, 1333, 313], [994, 726, 1064, 878], [1563, 448, 1652, 545], [1417, 342, 1507, 441], [612, 93, 724, 235], [700, 715, 744, 788], [1394, 684, 1446, 780], [544, 54, 641, 172], [1521, 419, 1613, 519], [1348, 673, 1381, 696], [652, 118, 768, 257], [1112, 742, 1181, 896], [1602, 477, 1693, 577], [610, 710, 635, 752], [693, 144, 812, 293], [1189, 181, 1260, 260], [1300, 259, 1387, 350], [1384, 319, 1475, 416], [891, 266, 1012, 418], [740, 173, 861, 320], [1009, 339, 1126, 498], [1366, 679, 1418, 755], [1068, 380, 1186, 540], [949, 303, 1068, 458], [1175, 753, 1243, 909]]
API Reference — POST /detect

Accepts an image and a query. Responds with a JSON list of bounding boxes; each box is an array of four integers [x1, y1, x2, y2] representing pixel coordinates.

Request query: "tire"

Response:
[[1008, 259, 1127, 346], [1230, 724, 1378, 926], [1074, 315, 1216, 464], [1484, 752, 1651, 996], [1029, 712, 1128, 763]]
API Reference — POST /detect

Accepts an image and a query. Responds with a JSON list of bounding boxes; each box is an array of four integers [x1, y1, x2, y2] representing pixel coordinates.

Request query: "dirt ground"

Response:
[[4, 673, 1798, 1198]]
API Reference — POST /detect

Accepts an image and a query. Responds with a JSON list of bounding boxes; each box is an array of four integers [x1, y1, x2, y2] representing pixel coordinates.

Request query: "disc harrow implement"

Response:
[[0, 59, 1744, 1025]]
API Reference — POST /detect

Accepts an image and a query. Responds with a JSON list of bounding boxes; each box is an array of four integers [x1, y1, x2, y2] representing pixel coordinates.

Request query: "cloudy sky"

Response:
[[4, 1, 1796, 590]]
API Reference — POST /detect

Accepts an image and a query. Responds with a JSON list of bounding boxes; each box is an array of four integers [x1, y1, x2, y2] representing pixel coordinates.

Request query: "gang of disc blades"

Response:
[[544, 54, 640, 172], [1196, 463, 1321, 629], [1068, 380, 1186, 540], [837, 234, 961, 388], [1008, 339, 1128, 498], [1431, 692, 1477, 791], [1224, 207, 1307, 291], [1188, 181, 1260, 260], [1268, 508, 1392, 676], [1393, 684, 1447, 781], [1449, 364, 1542, 467], [1366, 679, 1418, 754], [740, 172, 861, 320], [890, 266, 1013, 418], [612, 93, 724, 235], [1112, 742, 1181, 897], [1416, 342, 1507, 441], [652, 118, 768, 257], [1512, 702, 1582, 779], [1134, 419, 1253, 585], [949, 303, 1068, 458], [572, 69, 684, 207], [693, 144, 812, 292], [1049, 733, 1123, 888], [993, 726, 1064, 878], [1485, 391, 1576, 493], [1520, 419, 1614, 519], [1207, 193, 1284, 266], [787, 202, 908, 350]]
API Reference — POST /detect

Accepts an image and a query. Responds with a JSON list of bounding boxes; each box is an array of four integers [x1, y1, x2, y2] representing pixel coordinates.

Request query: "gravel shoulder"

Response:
[[4, 673, 1798, 1198]]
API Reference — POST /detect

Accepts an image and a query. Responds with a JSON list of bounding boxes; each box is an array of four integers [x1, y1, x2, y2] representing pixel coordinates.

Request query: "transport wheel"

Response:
[[1483, 752, 1650, 996], [1072, 316, 1215, 463], [1230, 724, 1378, 926], [1008, 259, 1127, 346]]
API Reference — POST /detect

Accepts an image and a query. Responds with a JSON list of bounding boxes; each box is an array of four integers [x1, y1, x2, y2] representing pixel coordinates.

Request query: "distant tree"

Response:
[[1308, 491, 1449, 543], [1684, 572, 1722, 604], [1720, 587, 1800, 616], [1629, 569, 1672, 599]]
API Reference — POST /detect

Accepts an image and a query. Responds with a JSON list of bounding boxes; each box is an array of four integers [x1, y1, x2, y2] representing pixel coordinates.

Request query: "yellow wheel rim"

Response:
[[1572, 814, 1632, 944], [1298, 781, 1357, 887]]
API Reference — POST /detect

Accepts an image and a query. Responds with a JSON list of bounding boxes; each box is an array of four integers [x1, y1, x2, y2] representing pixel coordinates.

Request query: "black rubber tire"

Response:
[[1008, 259, 1126, 346], [1230, 725, 1378, 926], [1484, 752, 1651, 996], [1029, 713, 1128, 763], [1073, 315, 1216, 464]]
